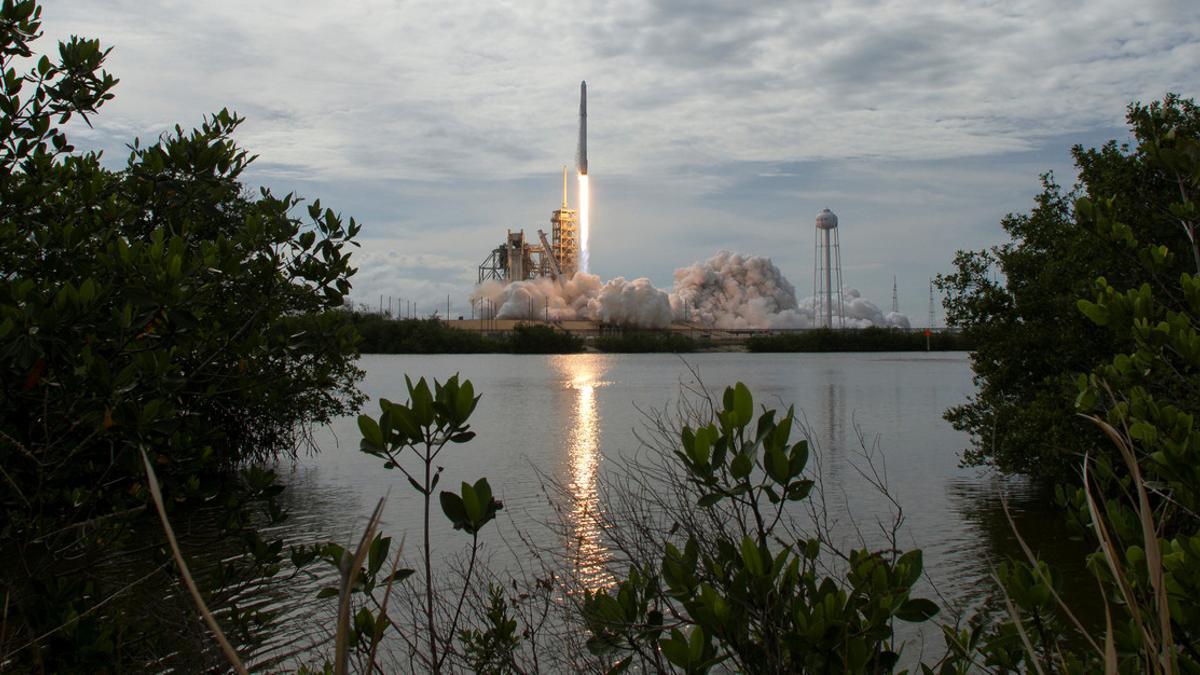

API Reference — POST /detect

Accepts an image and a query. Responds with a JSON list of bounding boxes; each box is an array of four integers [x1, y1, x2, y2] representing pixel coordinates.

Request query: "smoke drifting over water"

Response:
[[472, 251, 909, 330]]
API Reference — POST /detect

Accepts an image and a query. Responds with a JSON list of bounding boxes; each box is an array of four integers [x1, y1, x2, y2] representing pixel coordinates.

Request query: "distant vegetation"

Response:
[[350, 313, 496, 353], [508, 323, 585, 353], [746, 327, 973, 352], [348, 313, 583, 354], [594, 330, 705, 353]]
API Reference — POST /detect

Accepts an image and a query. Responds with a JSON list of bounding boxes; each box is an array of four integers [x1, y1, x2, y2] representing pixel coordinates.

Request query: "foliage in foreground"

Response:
[[936, 95, 1200, 480], [321, 363, 1200, 673], [0, 1, 362, 669], [580, 383, 939, 672], [930, 95, 1200, 673]]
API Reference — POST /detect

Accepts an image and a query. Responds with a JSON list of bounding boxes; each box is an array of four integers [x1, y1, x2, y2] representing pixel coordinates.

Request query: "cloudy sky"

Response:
[[46, 0, 1200, 321]]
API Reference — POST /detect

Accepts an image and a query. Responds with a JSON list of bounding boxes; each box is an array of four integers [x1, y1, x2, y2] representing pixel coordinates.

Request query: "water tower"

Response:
[[813, 208, 844, 328]]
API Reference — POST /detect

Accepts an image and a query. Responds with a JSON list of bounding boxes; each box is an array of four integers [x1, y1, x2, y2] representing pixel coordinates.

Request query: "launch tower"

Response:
[[813, 208, 844, 329], [475, 82, 587, 284], [551, 167, 579, 277]]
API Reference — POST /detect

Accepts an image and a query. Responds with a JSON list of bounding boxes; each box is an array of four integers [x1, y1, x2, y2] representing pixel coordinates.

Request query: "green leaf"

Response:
[[456, 378, 478, 420], [388, 405, 421, 440], [440, 491, 467, 527], [790, 439, 809, 475], [766, 446, 789, 484], [354, 606, 375, 636], [1077, 299, 1109, 326], [786, 479, 814, 502], [357, 415, 383, 450], [659, 630, 691, 667], [462, 481, 481, 523], [740, 536, 765, 576], [730, 452, 752, 480], [1128, 421, 1157, 442], [896, 597, 939, 622], [689, 624, 706, 661], [406, 375, 435, 426], [732, 382, 753, 427], [368, 535, 390, 576], [897, 549, 923, 588]]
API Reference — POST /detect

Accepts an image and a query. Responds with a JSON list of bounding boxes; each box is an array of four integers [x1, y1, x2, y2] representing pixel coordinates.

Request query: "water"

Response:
[[246, 352, 1091, 668]]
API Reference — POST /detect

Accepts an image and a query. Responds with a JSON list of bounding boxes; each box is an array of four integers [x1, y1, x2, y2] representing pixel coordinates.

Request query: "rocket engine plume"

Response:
[[578, 174, 590, 274]]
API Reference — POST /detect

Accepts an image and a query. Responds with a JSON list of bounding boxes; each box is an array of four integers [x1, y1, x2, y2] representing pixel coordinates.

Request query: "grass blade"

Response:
[[140, 449, 248, 675]]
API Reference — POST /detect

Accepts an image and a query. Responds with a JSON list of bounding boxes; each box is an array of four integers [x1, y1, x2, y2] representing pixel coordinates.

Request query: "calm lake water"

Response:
[[240, 352, 1091, 668]]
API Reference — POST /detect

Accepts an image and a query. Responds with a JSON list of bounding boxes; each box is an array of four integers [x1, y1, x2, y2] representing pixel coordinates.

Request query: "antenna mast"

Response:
[[928, 279, 935, 329]]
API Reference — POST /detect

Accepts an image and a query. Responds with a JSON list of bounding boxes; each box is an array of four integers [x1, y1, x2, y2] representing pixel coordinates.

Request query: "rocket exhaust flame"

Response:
[[578, 173, 589, 274]]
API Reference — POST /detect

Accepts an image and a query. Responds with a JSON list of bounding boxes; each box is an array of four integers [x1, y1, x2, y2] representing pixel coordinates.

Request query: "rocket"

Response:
[[577, 80, 587, 175]]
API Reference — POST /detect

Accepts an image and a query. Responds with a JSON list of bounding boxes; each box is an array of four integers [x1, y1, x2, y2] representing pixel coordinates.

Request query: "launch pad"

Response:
[[477, 168, 579, 283]]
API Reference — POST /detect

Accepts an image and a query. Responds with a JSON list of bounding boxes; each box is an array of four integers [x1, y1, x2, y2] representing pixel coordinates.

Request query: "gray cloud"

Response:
[[40, 0, 1200, 322]]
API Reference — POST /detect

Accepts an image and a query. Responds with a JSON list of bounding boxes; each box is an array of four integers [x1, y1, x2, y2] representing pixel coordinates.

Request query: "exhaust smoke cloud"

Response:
[[471, 250, 909, 330]]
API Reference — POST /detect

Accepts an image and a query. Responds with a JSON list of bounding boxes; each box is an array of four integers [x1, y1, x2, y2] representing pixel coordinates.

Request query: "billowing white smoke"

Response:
[[670, 251, 809, 329], [470, 250, 909, 330], [795, 288, 912, 329], [473, 273, 603, 322], [593, 277, 673, 327], [472, 273, 674, 328]]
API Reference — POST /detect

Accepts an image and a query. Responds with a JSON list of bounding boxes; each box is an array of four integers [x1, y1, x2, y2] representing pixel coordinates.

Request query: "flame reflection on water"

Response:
[[560, 355, 613, 591]]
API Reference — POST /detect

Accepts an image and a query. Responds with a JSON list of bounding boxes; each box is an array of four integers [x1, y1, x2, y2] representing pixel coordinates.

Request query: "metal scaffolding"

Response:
[[476, 168, 580, 285]]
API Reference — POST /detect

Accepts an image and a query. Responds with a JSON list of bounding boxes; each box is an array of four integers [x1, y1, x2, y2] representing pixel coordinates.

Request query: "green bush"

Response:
[[349, 313, 498, 353], [0, 2, 362, 668], [505, 323, 584, 354], [594, 331, 701, 353], [348, 314, 583, 354], [937, 95, 1200, 480], [578, 383, 939, 672]]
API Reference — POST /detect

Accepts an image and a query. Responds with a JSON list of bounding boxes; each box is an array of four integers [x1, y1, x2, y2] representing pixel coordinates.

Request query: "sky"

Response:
[[44, 0, 1200, 322]]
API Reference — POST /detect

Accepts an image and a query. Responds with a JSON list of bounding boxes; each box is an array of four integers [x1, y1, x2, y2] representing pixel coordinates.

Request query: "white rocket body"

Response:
[[577, 81, 587, 175]]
